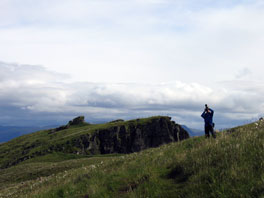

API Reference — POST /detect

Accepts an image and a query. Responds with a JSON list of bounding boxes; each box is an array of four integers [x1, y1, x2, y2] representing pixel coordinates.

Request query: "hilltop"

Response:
[[0, 116, 189, 169], [1, 117, 264, 198]]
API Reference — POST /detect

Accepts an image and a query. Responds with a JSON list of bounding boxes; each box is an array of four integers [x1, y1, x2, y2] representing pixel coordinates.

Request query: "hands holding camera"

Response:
[[204, 104, 211, 113]]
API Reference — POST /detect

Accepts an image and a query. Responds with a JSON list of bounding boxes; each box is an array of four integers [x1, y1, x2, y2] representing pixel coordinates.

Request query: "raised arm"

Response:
[[201, 111, 206, 118]]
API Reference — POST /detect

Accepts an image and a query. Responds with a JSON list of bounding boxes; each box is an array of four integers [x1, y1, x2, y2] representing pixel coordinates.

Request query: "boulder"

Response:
[[68, 116, 85, 126], [48, 116, 86, 134]]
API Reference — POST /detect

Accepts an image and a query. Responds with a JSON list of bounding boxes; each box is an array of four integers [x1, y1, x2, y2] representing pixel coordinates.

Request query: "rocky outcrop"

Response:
[[49, 116, 87, 134], [0, 116, 189, 169], [66, 116, 189, 155], [68, 116, 85, 125]]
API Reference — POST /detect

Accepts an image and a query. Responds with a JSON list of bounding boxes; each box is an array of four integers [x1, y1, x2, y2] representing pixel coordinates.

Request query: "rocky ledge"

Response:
[[66, 116, 189, 155]]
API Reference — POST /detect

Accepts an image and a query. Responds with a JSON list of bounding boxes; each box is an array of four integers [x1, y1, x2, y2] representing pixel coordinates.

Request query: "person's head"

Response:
[[205, 104, 209, 112]]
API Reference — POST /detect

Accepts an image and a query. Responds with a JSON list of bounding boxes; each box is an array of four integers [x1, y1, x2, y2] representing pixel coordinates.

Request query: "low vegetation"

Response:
[[1, 119, 264, 198], [0, 116, 163, 169]]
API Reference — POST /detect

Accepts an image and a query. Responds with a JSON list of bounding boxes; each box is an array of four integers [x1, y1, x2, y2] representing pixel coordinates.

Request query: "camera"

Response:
[[205, 104, 209, 111]]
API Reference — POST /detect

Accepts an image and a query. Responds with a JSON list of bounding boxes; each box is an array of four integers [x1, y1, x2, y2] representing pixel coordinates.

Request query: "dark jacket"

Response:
[[201, 108, 214, 126]]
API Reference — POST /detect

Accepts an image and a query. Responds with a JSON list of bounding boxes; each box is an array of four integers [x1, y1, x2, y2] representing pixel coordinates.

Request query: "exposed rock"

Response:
[[67, 116, 189, 155], [68, 116, 85, 126], [48, 116, 86, 134]]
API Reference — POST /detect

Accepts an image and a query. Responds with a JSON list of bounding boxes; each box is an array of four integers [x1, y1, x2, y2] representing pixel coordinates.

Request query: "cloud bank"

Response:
[[1, 1, 264, 129], [0, 62, 263, 129], [0, 0, 264, 84]]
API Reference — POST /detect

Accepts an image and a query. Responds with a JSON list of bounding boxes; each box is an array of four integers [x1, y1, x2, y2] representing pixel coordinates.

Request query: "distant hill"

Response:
[[0, 125, 57, 143], [0, 118, 264, 197], [181, 125, 204, 136]]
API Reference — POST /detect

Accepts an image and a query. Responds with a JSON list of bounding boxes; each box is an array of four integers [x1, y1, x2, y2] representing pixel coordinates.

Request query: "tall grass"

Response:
[[1, 121, 264, 198]]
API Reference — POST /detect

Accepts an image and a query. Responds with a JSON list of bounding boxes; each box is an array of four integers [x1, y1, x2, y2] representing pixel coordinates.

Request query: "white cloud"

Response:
[[235, 67, 252, 79], [0, 1, 263, 128], [0, 0, 264, 84], [0, 61, 263, 129]]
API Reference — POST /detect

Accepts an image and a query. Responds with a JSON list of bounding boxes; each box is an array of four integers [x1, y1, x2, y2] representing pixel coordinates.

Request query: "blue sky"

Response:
[[0, 0, 264, 129]]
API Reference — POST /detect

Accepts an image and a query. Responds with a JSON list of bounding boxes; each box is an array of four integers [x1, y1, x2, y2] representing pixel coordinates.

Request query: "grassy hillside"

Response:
[[1, 119, 264, 198], [0, 116, 172, 169]]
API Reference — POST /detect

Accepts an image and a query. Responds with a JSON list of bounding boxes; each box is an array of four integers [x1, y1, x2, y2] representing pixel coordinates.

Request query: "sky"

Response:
[[0, 0, 264, 129]]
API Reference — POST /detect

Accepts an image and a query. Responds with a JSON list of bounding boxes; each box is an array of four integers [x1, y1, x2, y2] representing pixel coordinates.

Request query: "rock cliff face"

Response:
[[69, 116, 189, 155]]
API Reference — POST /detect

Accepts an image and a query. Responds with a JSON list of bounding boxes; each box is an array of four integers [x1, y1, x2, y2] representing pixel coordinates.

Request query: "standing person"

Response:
[[201, 104, 216, 138]]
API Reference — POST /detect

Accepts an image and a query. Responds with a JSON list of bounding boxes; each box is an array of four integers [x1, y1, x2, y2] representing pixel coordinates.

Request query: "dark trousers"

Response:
[[205, 125, 216, 138]]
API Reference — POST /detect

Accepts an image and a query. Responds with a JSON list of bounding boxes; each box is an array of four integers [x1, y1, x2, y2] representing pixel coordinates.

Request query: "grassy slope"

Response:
[[1, 120, 264, 198], [0, 116, 161, 169]]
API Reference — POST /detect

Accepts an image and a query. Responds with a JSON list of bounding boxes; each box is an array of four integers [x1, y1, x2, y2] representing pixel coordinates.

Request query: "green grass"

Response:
[[0, 155, 114, 186], [1, 120, 264, 198], [0, 116, 163, 169]]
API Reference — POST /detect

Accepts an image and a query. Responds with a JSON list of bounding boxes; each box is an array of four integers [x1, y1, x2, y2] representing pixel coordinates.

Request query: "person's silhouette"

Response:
[[201, 104, 216, 138]]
